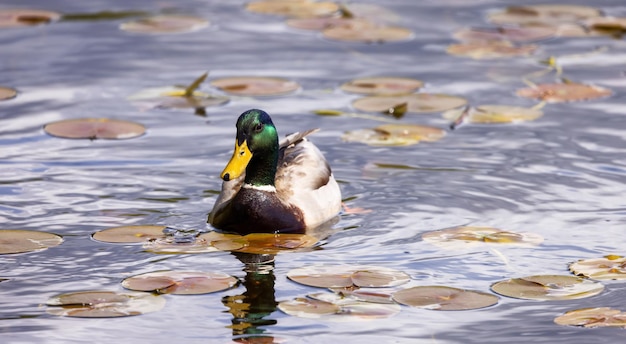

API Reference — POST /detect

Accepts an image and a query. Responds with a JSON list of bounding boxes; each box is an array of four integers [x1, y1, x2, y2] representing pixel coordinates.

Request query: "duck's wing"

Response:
[[275, 129, 342, 228]]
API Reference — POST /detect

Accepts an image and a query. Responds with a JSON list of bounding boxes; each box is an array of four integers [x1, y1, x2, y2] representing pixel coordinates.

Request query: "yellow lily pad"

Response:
[[46, 291, 166, 318], [43, 118, 146, 140], [0, 229, 63, 255], [491, 275, 605, 301], [342, 124, 446, 147], [569, 255, 626, 280], [120, 15, 209, 34], [323, 22, 413, 43], [0, 9, 61, 28], [352, 93, 467, 114], [0, 86, 17, 101], [453, 26, 556, 42], [122, 270, 238, 295], [287, 265, 410, 288], [447, 41, 537, 59], [245, 1, 339, 18], [392, 286, 499, 311], [92, 225, 167, 244], [516, 83, 612, 103], [555, 307, 626, 328], [487, 5, 601, 26], [210, 76, 300, 96], [340, 77, 424, 95], [422, 226, 544, 249]]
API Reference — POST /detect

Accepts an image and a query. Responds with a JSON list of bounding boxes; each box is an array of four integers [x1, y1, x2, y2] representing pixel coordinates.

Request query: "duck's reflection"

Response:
[[223, 252, 278, 339]]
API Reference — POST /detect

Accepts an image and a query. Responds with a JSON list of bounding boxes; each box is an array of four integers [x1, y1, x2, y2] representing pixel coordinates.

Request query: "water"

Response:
[[2, 0, 626, 343]]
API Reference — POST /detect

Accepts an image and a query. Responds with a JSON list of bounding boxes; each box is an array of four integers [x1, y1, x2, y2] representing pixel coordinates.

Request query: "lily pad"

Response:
[[444, 105, 543, 124], [453, 26, 555, 43], [0, 9, 61, 28], [210, 76, 300, 96], [212, 233, 319, 254], [286, 17, 358, 31], [0, 229, 63, 255], [323, 22, 413, 43], [306, 292, 401, 320], [584, 17, 626, 37], [487, 5, 601, 26], [342, 124, 446, 147], [555, 307, 626, 328], [46, 291, 166, 318], [245, 1, 339, 18], [92, 225, 167, 244], [0, 86, 17, 101], [352, 93, 467, 114], [491, 275, 605, 301], [287, 265, 410, 288], [340, 77, 423, 95], [43, 118, 146, 140], [142, 234, 222, 254], [422, 226, 544, 249], [392, 286, 499, 311], [277, 297, 341, 318], [516, 83, 612, 103], [120, 15, 209, 34], [122, 270, 238, 295], [569, 255, 626, 280], [447, 41, 537, 59]]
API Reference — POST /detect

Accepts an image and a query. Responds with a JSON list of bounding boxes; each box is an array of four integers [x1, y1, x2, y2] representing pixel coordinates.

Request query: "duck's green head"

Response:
[[221, 109, 279, 184]]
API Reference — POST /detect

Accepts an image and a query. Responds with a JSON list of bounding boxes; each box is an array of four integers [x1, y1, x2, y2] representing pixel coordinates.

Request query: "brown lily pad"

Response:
[[487, 5, 601, 26], [0, 9, 61, 28], [92, 225, 167, 244], [342, 124, 446, 147], [569, 255, 626, 280], [352, 93, 467, 114], [212, 233, 319, 255], [0, 229, 63, 255], [392, 286, 499, 311], [122, 270, 238, 295], [453, 26, 556, 43], [447, 41, 537, 59], [0, 86, 17, 101], [277, 297, 341, 318], [287, 265, 410, 288], [305, 292, 401, 320], [584, 17, 626, 37], [491, 275, 605, 301], [44, 118, 146, 140], [422, 226, 544, 249], [516, 83, 612, 103], [340, 77, 424, 95], [210, 76, 300, 96], [323, 22, 413, 43], [286, 17, 357, 31], [120, 15, 208, 34], [245, 1, 339, 18], [46, 290, 166, 318], [444, 105, 543, 124], [555, 307, 626, 328]]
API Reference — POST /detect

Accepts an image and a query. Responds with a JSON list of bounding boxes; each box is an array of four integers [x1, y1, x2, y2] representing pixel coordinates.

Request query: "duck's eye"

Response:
[[254, 124, 263, 133]]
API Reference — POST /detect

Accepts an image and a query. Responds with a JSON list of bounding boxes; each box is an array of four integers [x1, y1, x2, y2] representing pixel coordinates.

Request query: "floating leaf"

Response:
[[277, 297, 341, 318], [46, 291, 165, 318], [120, 15, 208, 34], [555, 307, 626, 328], [453, 26, 555, 43], [569, 255, 626, 280], [352, 93, 467, 114], [584, 17, 626, 38], [342, 124, 446, 147], [287, 266, 410, 288], [340, 77, 423, 95], [443, 105, 543, 124], [0, 9, 61, 28], [487, 5, 601, 26], [516, 83, 611, 103], [61, 10, 148, 22], [491, 275, 604, 301], [92, 225, 167, 244], [122, 271, 238, 295], [333, 289, 395, 304], [212, 233, 319, 255], [447, 41, 537, 59], [0, 86, 17, 101], [0, 229, 63, 255], [44, 118, 146, 140], [128, 86, 229, 110], [142, 233, 224, 254], [306, 292, 401, 320], [392, 286, 499, 311], [422, 226, 544, 249], [323, 22, 413, 43], [245, 1, 339, 18], [286, 17, 357, 31], [210, 76, 300, 96]]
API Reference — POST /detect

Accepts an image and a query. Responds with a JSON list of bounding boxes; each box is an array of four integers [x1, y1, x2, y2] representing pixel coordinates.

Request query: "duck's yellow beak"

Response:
[[221, 139, 251, 181]]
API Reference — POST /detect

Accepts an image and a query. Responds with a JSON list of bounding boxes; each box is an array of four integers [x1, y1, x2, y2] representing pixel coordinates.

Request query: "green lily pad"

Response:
[[92, 225, 167, 244], [245, 1, 339, 18], [422, 226, 544, 249], [352, 93, 467, 114], [340, 77, 423, 95], [210, 76, 300, 96], [516, 83, 612, 103], [392, 286, 499, 310], [122, 270, 238, 295], [44, 118, 146, 140], [342, 124, 446, 147], [120, 15, 208, 34], [491, 275, 605, 301], [569, 255, 626, 280], [447, 41, 537, 59], [0, 229, 63, 255], [46, 291, 166, 318], [555, 307, 626, 328], [0, 9, 61, 28], [287, 265, 410, 288], [0, 86, 17, 101]]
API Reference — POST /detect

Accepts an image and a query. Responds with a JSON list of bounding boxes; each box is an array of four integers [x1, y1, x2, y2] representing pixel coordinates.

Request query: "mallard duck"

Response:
[[208, 109, 342, 234]]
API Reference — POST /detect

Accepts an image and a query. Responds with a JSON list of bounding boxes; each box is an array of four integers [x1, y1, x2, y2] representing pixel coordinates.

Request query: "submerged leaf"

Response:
[[352, 93, 467, 114], [342, 124, 446, 147], [122, 271, 238, 294], [392, 286, 499, 310], [44, 118, 146, 140], [0, 9, 61, 28], [120, 15, 208, 34], [422, 226, 544, 249], [210, 76, 300, 96], [0, 229, 63, 255], [491, 275, 604, 300], [46, 291, 165, 318], [92, 225, 167, 244], [340, 77, 423, 96], [516, 83, 611, 102], [569, 255, 626, 280]]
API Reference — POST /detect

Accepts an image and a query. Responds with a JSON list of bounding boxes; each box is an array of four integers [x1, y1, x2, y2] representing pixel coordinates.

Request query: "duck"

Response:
[[208, 109, 342, 235]]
